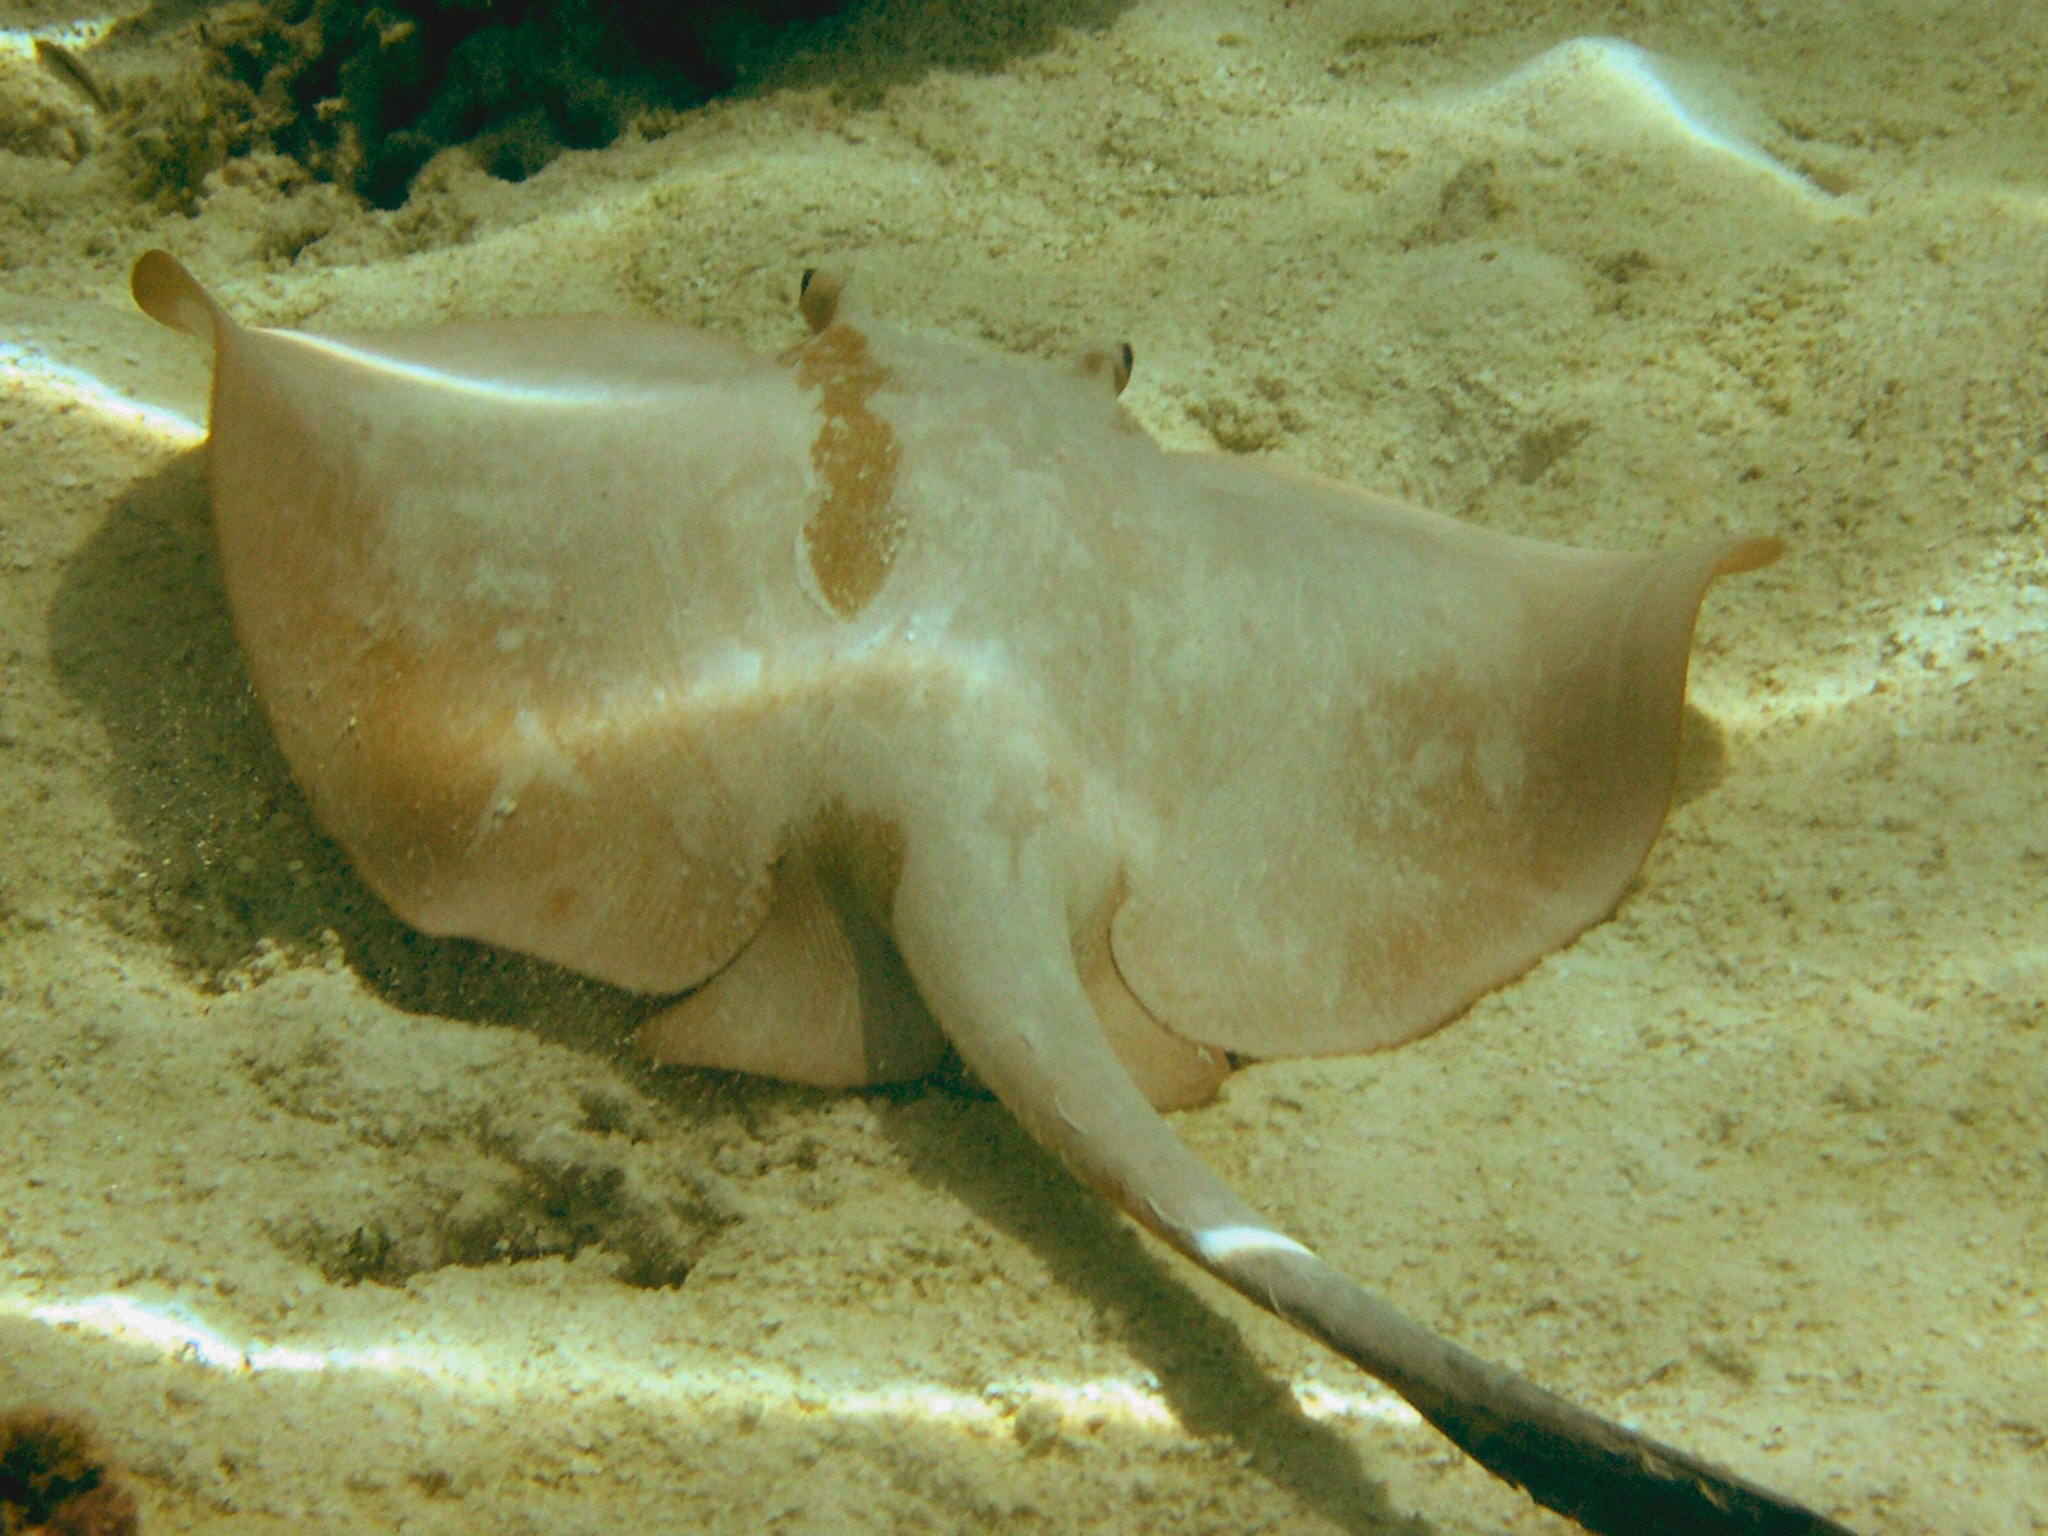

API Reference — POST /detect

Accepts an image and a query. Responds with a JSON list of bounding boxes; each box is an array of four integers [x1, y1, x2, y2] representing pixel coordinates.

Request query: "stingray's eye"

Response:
[[1075, 339, 1134, 396], [799, 266, 845, 333]]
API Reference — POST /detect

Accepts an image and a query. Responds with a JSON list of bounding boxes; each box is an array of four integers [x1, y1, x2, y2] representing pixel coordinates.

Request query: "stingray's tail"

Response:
[[891, 821, 1859, 1536]]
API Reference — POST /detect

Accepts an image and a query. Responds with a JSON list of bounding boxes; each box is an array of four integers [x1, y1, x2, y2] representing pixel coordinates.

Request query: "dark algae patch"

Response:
[[114, 0, 851, 208], [0, 1409, 139, 1536], [79, 1, 1130, 212]]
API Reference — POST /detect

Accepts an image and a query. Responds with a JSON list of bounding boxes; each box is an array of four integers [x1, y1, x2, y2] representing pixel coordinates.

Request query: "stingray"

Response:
[[130, 249, 1855, 1535]]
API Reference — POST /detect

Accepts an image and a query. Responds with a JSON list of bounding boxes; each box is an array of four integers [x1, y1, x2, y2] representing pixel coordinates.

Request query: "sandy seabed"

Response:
[[2, 2, 2044, 1533]]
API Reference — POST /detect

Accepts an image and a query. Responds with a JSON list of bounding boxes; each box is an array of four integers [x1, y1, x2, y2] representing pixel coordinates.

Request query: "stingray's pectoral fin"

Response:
[[891, 826, 1858, 1536], [130, 250, 229, 345], [639, 851, 946, 1088]]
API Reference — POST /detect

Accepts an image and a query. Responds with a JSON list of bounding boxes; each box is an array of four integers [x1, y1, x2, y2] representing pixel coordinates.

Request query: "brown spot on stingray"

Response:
[[1334, 667, 1537, 1020], [794, 321, 903, 618]]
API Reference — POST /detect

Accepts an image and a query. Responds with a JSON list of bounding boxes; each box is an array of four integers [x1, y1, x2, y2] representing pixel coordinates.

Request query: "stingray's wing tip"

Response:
[[131, 250, 224, 342], [1716, 534, 1785, 575]]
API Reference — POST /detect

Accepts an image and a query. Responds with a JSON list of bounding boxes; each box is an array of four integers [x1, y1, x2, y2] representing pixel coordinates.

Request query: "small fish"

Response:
[[34, 38, 109, 114]]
